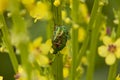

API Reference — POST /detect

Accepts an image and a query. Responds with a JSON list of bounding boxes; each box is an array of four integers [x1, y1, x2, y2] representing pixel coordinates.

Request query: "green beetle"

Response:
[[52, 26, 69, 54]]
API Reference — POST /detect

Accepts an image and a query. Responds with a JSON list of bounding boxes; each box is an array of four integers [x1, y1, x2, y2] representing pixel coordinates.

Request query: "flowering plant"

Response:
[[0, 0, 120, 80]]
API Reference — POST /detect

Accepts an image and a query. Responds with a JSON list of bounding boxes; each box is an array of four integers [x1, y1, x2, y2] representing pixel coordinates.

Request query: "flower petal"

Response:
[[102, 36, 112, 46], [33, 37, 42, 47], [98, 46, 108, 57], [78, 27, 86, 42], [105, 54, 116, 65], [36, 54, 49, 67], [40, 39, 52, 55], [114, 38, 120, 47], [116, 74, 120, 80], [115, 47, 120, 58], [63, 67, 69, 78], [0, 76, 3, 80]]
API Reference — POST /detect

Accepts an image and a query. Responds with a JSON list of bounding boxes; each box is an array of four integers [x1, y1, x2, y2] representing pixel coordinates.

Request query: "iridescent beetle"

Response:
[[52, 26, 69, 54]]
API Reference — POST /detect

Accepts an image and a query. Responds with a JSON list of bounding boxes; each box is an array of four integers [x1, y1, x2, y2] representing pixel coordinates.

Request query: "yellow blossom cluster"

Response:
[[0, 76, 3, 80], [21, 0, 51, 22], [29, 37, 52, 67], [0, 0, 8, 13], [78, 3, 89, 23], [61, 40, 87, 78], [53, 0, 60, 7], [116, 74, 120, 80], [15, 66, 48, 80], [98, 36, 120, 65], [61, 41, 70, 78], [78, 27, 86, 42], [63, 67, 69, 78], [71, 23, 86, 42], [61, 1, 89, 25], [62, 10, 71, 24], [99, 23, 107, 40]]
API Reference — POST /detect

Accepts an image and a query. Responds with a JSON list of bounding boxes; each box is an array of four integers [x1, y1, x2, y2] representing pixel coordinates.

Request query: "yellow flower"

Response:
[[63, 67, 69, 78], [21, 0, 34, 5], [61, 40, 70, 55], [22, 1, 52, 21], [53, 0, 60, 7], [21, 0, 35, 12], [14, 65, 27, 80], [78, 27, 86, 42], [31, 70, 47, 80], [0, 46, 4, 52], [30, 1, 51, 22], [73, 23, 79, 29], [79, 3, 89, 23], [99, 23, 107, 40], [29, 37, 42, 53], [29, 37, 52, 55], [76, 66, 84, 74], [29, 38, 52, 66], [62, 10, 67, 20], [64, 17, 71, 24], [98, 36, 120, 65], [40, 39, 52, 55], [0, 76, 3, 80], [69, 0, 72, 8], [61, 10, 71, 24], [116, 74, 120, 80], [36, 54, 49, 67], [32, 37, 42, 47], [39, 75, 47, 80], [0, 0, 8, 12], [81, 56, 88, 66]]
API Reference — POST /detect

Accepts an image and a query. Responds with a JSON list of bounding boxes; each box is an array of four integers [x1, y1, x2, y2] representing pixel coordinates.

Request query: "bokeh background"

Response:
[[0, 0, 120, 80]]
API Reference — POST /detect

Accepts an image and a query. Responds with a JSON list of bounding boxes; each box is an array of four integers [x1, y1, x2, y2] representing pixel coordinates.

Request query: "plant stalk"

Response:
[[51, 0, 63, 80], [0, 13, 18, 73], [76, 0, 99, 67], [52, 53, 63, 80], [70, 27, 79, 80], [86, 6, 103, 80], [107, 61, 118, 80], [70, 0, 79, 79], [9, 0, 32, 79]]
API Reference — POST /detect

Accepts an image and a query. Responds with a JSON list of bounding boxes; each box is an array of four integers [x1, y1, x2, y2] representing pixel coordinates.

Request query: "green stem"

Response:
[[116, 11, 120, 38], [76, 33, 89, 67], [9, 0, 32, 79], [76, 0, 99, 67], [9, 1, 26, 33], [87, 0, 99, 31], [0, 13, 18, 73], [70, 27, 78, 80], [51, 0, 62, 26], [107, 61, 118, 80], [18, 42, 32, 79], [47, 20, 53, 39], [71, 0, 79, 23], [86, 7, 103, 80], [52, 53, 63, 80], [70, 0, 79, 80], [51, 0, 63, 80]]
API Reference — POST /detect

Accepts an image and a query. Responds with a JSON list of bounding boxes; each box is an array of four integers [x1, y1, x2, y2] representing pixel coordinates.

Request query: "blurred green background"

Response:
[[1, 0, 120, 80]]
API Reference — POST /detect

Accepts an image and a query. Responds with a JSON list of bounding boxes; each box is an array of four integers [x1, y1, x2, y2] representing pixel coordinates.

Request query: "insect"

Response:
[[52, 26, 69, 54]]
